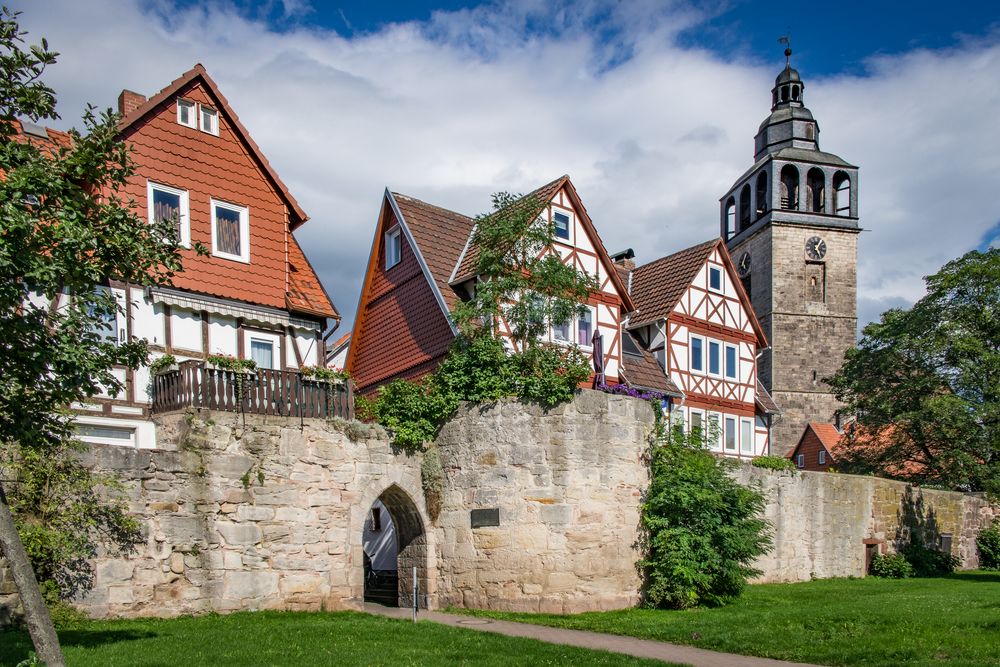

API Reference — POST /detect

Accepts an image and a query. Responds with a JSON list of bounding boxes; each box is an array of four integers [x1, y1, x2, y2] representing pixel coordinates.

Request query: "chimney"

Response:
[[610, 248, 636, 271], [117, 89, 146, 118]]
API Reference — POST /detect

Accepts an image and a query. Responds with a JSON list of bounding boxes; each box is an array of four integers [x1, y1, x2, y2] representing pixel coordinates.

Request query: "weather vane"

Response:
[[778, 33, 792, 65]]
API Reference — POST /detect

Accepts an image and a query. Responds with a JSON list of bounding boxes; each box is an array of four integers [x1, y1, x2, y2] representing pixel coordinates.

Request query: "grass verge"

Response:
[[459, 572, 1000, 667], [0, 609, 678, 667]]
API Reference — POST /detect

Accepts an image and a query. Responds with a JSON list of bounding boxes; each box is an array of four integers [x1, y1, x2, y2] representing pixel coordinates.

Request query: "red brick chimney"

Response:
[[117, 89, 146, 118], [611, 248, 636, 271]]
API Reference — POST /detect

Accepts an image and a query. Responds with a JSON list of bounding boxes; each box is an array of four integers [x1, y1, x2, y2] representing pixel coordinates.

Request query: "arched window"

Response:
[[807, 168, 825, 213], [780, 86, 788, 102], [724, 198, 736, 239], [780, 165, 799, 210], [755, 171, 768, 217], [791, 86, 800, 101], [833, 171, 851, 216], [739, 185, 751, 232]]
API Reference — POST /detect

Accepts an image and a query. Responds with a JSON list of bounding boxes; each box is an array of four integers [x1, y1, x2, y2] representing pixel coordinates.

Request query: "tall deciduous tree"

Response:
[[0, 9, 186, 663], [828, 248, 1000, 496]]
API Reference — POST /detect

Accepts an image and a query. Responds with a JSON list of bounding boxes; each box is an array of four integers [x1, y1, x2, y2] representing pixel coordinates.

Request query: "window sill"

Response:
[[212, 250, 250, 264]]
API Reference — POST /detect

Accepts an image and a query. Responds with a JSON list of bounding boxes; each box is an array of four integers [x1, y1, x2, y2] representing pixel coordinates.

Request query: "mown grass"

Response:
[[460, 572, 1000, 667], [0, 609, 677, 667]]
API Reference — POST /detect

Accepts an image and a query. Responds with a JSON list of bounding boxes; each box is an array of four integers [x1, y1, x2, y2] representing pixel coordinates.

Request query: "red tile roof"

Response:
[[619, 331, 683, 397], [628, 239, 717, 326], [117, 64, 309, 229], [390, 193, 475, 311], [809, 422, 842, 450], [286, 233, 338, 319]]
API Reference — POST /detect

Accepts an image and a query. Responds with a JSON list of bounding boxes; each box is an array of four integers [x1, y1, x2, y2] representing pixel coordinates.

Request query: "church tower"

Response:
[[720, 48, 859, 454]]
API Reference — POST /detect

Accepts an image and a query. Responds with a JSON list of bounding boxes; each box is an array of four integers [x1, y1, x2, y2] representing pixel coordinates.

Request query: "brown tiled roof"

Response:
[[117, 64, 309, 229], [756, 380, 780, 414], [452, 175, 568, 283], [391, 193, 475, 312], [620, 331, 683, 397], [286, 233, 338, 319], [628, 239, 717, 326]]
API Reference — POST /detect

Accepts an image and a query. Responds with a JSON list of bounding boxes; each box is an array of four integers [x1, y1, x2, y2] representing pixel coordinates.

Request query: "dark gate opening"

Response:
[[363, 485, 428, 608]]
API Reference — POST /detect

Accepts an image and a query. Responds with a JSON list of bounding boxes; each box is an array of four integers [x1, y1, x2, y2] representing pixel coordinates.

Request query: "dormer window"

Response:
[[177, 99, 196, 128], [385, 227, 402, 269], [200, 105, 219, 136]]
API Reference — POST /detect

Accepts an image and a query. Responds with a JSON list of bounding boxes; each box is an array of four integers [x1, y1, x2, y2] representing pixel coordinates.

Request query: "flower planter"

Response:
[[152, 363, 180, 375]]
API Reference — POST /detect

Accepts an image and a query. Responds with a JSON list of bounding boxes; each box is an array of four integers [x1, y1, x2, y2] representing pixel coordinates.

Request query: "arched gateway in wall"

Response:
[[356, 482, 435, 609]]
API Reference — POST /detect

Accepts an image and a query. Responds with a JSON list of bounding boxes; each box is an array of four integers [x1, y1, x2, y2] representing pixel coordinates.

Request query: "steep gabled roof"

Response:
[[116, 64, 309, 229], [627, 238, 767, 347], [628, 239, 717, 326], [390, 193, 475, 312], [755, 380, 780, 414], [449, 175, 634, 312], [789, 422, 841, 460]]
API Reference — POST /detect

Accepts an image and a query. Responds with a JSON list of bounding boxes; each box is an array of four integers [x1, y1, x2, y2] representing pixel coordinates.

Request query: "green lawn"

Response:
[[460, 571, 1000, 667], [0, 610, 676, 667]]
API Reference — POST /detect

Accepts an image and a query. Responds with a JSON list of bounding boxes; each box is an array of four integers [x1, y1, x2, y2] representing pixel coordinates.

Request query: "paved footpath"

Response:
[[365, 603, 821, 667]]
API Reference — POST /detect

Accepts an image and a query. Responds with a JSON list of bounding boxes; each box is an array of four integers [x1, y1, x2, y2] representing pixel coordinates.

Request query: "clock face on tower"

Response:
[[738, 251, 751, 277], [805, 236, 827, 261]]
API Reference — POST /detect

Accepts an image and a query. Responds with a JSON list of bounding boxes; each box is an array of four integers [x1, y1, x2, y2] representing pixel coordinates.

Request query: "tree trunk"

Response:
[[0, 483, 65, 667]]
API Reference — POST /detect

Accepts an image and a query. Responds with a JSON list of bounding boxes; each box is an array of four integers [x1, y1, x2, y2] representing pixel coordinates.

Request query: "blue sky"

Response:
[[22, 0, 1000, 334]]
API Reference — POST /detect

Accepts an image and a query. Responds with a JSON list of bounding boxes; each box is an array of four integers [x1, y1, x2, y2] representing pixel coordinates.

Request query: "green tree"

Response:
[[640, 426, 772, 609], [0, 9, 187, 663], [827, 248, 1000, 496]]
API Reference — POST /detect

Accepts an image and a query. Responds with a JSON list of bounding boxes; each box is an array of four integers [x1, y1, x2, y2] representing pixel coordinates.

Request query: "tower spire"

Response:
[[779, 34, 792, 67]]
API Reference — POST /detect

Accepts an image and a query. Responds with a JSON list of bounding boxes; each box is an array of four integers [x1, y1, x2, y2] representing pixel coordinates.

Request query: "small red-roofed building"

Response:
[[618, 238, 780, 458], [346, 176, 667, 398], [789, 422, 841, 470], [16, 65, 339, 447]]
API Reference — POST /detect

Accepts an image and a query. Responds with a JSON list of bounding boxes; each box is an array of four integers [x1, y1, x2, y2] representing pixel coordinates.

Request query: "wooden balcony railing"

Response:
[[151, 360, 354, 420]]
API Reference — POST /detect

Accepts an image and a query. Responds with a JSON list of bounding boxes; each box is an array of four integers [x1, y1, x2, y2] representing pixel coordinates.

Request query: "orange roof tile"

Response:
[[286, 233, 338, 319], [809, 422, 842, 450]]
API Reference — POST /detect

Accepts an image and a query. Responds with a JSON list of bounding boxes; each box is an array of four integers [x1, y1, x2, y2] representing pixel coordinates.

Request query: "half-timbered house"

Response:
[[347, 175, 671, 396], [17, 65, 339, 448], [620, 238, 780, 457]]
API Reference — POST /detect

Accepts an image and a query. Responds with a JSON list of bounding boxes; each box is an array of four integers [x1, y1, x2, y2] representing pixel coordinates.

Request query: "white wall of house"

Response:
[[362, 499, 397, 571]]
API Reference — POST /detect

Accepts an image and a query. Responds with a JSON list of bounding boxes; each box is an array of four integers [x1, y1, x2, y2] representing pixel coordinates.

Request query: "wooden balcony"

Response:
[[151, 360, 354, 420]]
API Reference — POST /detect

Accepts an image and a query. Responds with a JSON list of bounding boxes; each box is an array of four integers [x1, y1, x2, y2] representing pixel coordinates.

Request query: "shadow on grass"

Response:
[[0, 627, 156, 666], [947, 571, 1000, 584]]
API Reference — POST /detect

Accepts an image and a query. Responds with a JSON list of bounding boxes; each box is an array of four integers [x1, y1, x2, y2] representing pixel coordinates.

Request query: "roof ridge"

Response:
[[391, 192, 474, 221], [634, 238, 718, 273]]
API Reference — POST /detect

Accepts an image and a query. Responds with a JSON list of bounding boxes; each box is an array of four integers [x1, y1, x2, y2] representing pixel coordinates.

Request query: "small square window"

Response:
[[385, 228, 402, 269], [200, 105, 219, 135], [819, 450, 826, 465], [148, 181, 190, 247], [250, 338, 275, 370], [708, 341, 721, 375], [709, 266, 722, 291], [177, 99, 196, 128], [553, 211, 570, 240], [211, 199, 250, 263]]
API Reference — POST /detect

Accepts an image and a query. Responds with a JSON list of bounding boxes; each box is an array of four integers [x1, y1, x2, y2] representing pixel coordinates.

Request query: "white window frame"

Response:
[[689, 408, 705, 443], [797, 453, 805, 468], [211, 199, 250, 263], [385, 227, 402, 269], [200, 105, 219, 136], [177, 98, 196, 128], [690, 334, 705, 374], [740, 417, 754, 454], [707, 339, 722, 378], [724, 343, 739, 380], [575, 306, 595, 349], [551, 208, 573, 243], [707, 412, 722, 452], [147, 181, 190, 248], [819, 450, 827, 465], [245, 330, 281, 370], [724, 416, 737, 452], [708, 266, 723, 293], [76, 423, 137, 448]]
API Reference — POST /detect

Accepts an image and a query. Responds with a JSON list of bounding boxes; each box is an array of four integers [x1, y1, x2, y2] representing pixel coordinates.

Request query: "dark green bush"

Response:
[[640, 430, 772, 608], [901, 541, 960, 577], [870, 553, 913, 578], [977, 520, 1000, 569]]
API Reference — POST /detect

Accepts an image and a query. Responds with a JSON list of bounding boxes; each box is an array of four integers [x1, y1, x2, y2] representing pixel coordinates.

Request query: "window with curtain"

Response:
[[577, 309, 593, 345], [250, 339, 274, 369]]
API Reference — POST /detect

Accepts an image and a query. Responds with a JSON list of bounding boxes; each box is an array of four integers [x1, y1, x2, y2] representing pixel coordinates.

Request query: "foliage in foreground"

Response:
[[0, 6, 184, 618], [460, 572, 1000, 667], [640, 428, 772, 608], [362, 188, 597, 450], [750, 455, 796, 471], [869, 552, 913, 579], [827, 248, 1000, 496], [0, 610, 671, 667], [978, 519, 1000, 569]]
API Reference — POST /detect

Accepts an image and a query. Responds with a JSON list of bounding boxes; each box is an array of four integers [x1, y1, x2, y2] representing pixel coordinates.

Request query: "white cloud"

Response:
[[19, 0, 1000, 335]]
